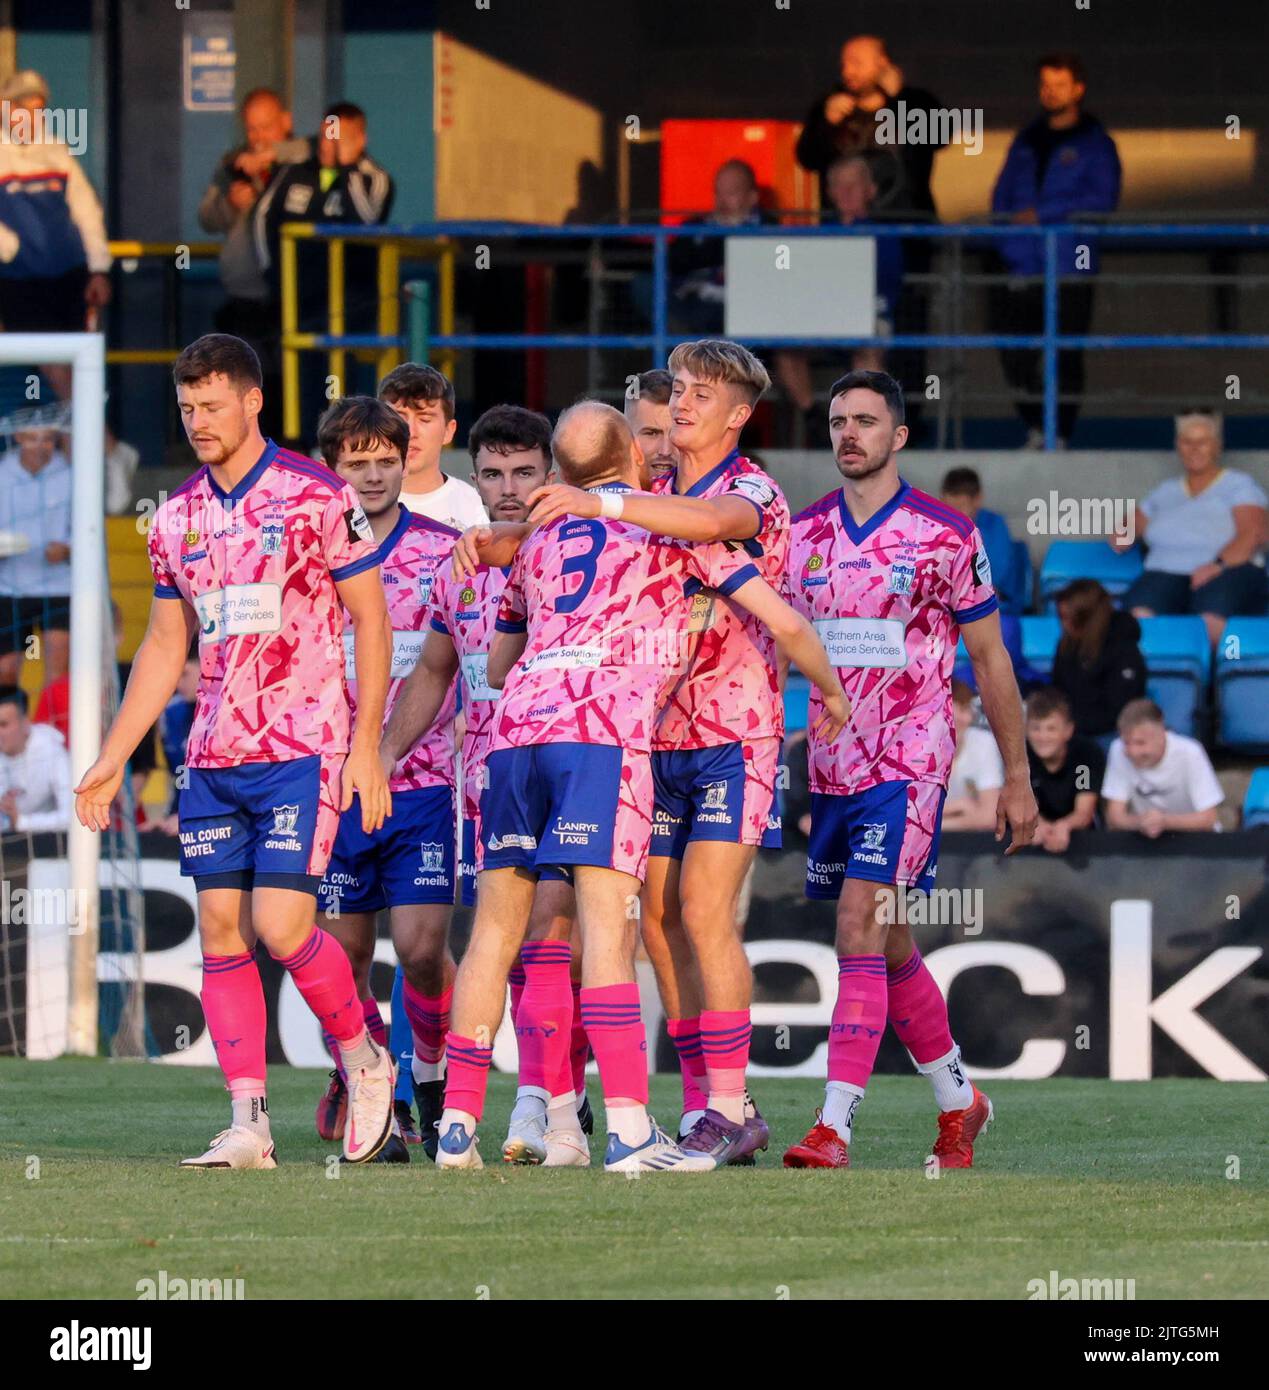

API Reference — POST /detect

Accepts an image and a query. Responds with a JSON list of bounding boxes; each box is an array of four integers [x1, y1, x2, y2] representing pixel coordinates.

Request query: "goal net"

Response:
[[0, 335, 149, 1059]]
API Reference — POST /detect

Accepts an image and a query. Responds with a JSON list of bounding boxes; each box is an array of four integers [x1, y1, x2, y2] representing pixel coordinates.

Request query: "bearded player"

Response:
[[527, 339, 789, 1165], [435, 402, 849, 1173], [782, 370, 1037, 1170], [381, 405, 592, 1166], [311, 396, 462, 1164], [75, 335, 396, 1168]]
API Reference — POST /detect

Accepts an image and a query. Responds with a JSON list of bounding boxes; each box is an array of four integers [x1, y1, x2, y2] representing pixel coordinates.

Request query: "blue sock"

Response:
[[390, 965, 414, 1103]]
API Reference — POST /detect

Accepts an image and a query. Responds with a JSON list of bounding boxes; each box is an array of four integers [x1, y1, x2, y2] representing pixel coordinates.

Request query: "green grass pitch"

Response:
[[2, 1060, 1265, 1300]]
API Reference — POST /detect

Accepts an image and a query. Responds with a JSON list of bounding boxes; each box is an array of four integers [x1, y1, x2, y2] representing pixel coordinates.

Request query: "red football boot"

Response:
[[930, 1086, 993, 1169], [783, 1109, 850, 1168], [315, 1070, 347, 1142]]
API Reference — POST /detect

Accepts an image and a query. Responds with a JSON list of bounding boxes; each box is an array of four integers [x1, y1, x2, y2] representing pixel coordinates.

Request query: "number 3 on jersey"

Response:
[[556, 520, 606, 614]]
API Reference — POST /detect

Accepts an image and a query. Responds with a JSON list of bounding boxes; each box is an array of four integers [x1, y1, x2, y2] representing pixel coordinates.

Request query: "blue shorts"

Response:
[[318, 786, 456, 915], [177, 753, 342, 895], [479, 742, 652, 881], [460, 816, 569, 907], [649, 739, 782, 859], [805, 780, 946, 900]]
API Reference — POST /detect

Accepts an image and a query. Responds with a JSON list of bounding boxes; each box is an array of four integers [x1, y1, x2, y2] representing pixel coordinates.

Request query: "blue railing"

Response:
[[306, 220, 1269, 450]]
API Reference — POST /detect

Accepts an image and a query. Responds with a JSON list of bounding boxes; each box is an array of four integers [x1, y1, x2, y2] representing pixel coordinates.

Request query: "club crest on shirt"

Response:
[[418, 573, 434, 604], [888, 559, 916, 595], [261, 521, 284, 554]]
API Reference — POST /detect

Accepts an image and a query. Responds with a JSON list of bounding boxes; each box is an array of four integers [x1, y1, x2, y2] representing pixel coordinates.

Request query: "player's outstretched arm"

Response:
[[527, 484, 759, 544], [451, 522, 532, 578], [487, 628, 528, 690], [961, 611, 1038, 854], [380, 628, 460, 777], [728, 576, 851, 740], [336, 566, 394, 833], [75, 595, 197, 832]]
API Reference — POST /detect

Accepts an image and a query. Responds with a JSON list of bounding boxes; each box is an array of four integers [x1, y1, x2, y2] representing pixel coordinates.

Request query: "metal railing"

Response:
[[276, 220, 1269, 446]]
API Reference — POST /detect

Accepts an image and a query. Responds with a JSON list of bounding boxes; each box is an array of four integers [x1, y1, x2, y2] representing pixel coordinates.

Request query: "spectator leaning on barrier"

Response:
[[1025, 686, 1103, 854], [0, 69, 139, 511], [795, 35, 943, 217], [1051, 578, 1146, 745], [664, 160, 776, 335], [624, 368, 678, 479], [0, 425, 72, 687], [989, 52, 1121, 448], [774, 154, 904, 428], [943, 680, 1004, 830], [940, 466, 1028, 613], [0, 685, 70, 834], [1116, 411, 1268, 647], [1102, 699, 1222, 836]]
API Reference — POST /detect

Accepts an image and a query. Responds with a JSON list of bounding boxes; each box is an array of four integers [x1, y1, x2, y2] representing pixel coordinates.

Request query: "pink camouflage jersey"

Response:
[[147, 440, 380, 768], [491, 484, 761, 755], [651, 450, 790, 749], [428, 559, 509, 811], [788, 480, 998, 794], [344, 505, 459, 793]]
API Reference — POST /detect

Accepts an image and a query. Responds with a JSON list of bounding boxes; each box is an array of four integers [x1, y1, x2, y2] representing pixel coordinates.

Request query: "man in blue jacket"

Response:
[[989, 54, 1121, 446]]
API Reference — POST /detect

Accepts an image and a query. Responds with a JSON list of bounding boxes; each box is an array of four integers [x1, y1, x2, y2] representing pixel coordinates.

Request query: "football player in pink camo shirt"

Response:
[[525, 339, 791, 1166], [779, 370, 1038, 1173], [434, 401, 849, 1174], [74, 335, 397, 1169], [302, 396, 462, 1165], [381, 404, 593, 1168]]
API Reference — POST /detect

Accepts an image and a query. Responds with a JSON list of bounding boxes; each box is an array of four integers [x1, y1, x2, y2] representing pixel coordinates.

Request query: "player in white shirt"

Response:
[[0, 687, 71, 832], [378, 363, 488, 532], [1102, 698, 1223, 835]]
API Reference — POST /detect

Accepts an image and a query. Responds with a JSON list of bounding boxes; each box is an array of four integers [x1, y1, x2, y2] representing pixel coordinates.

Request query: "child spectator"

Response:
[[943, 680, 1003, 829], [1102, 699, 1223, 837], [1051, 579, 1146, 745], [1025, 687, 1102, 853]]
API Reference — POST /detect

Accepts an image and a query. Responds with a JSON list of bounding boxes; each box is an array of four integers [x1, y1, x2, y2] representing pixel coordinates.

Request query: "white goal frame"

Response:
[[3, 333, 107, 1054]]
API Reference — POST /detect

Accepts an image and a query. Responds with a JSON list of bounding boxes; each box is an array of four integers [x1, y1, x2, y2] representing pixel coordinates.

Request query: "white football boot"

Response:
[[180, 1126, 277, 1170], [343, 1045, 397, 1164], [542, 1128, 590, 1167], [436, 1119, 484, 1169], [503, 1108, 548, 1165]]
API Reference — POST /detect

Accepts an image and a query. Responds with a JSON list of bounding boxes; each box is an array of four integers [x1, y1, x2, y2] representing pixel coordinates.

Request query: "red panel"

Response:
[[659, 119, 810, 224]]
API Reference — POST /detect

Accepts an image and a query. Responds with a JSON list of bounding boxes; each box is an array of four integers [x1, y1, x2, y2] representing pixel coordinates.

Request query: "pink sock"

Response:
[[443, 1032, 493, 1121], [402, 980, 452, 1071], [828, 955, 888, 1090], [321, 1027, 345, 1082], [518, 940, 573, 1094], [201, 951, 267, 1092], [887, 949, 955, 1064], [666, 1015, 709, 1114], [362, 996, 388, 1048], [508, 960, 526, 1026], [569, 981, 590, 1095], [579, 983, 648, 1105], [271, 928, 364, 1044], [699, 1009, 751, 1109]]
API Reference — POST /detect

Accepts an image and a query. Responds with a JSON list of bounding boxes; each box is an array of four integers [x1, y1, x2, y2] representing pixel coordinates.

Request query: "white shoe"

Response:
[[543, 1129, 590, 1167], [180, 1126, 277, 1170], [436, 1120, 484, 1169], [503, 1110, 547, 1165], [678, 1107, 706, 1140], [604, 1119, 713, 1174], [343, 1045, 396, 1164]]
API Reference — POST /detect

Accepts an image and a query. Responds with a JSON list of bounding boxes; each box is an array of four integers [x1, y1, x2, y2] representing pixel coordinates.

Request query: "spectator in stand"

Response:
[[0, 686, 70, 833], [795, 35, 944, 217], [377, 362, 487, 530], [0, 425, 71, 687], [1102, 699, 1223, 837], [943, 680, 1004, 830], [1025, 687, 1102, 853], [665, 160, 776, 335], [624, 368, 678, 479], [1116, 411, 1268, 647], [989, 53, 1121, 448], [0, 70, 137, 511], [1051, 579, 1146, 747], [774, 154, 904, 429], [199, 88, 310, 440], [940, 466, 1028, 613]]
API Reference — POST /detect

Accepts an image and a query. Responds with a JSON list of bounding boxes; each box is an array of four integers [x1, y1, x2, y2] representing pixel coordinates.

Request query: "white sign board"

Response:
[[724, 235, 877, 340]]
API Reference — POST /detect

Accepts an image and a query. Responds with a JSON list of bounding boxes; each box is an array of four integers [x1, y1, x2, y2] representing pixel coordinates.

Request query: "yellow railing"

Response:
[[103, 241, 220, 364], [279, 225, 456, 440]]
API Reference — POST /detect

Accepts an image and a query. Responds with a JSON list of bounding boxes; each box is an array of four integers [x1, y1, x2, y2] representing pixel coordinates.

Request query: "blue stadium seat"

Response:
[[1011, 539, 1034, 613], [1019, 615, 1062, 679], [1139, 616, 1210, 738], [1038, 541, 1143, 612], [1216, 618, 1269, 752], [784, 674, 810, 733], [1242, 768, 1269, 829]]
